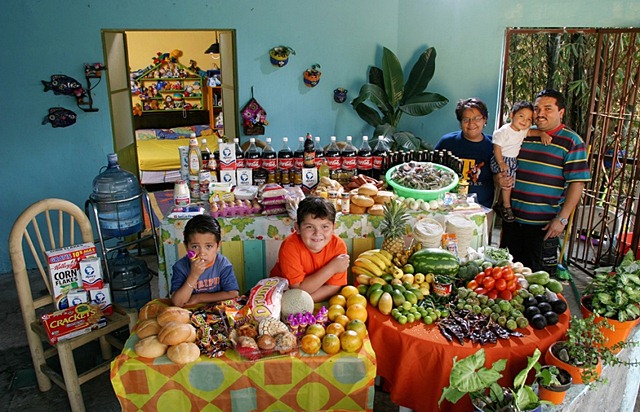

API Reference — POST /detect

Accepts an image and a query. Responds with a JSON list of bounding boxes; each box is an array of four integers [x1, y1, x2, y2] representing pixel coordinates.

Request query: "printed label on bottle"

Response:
[[342, 157, 357, 170], [373, 155, 384, 170], [188, 153, 200, 175], [326, 156, 341, 170], [262, 158, 278, 171], [245, 158, 261, 169], [236, 158, 245, 169], [294, 157, 304, 170], [357, 156, 373, 170], [279, 158, 294, 170]]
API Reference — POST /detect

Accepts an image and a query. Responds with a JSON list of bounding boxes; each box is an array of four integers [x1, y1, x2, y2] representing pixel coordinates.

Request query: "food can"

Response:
[[188, 176, 200, 199], [328, 190, 338, 210], [174, 180, 190, 206], [433, 281, 453, 297], [199, 170, 211, 201], [341, 192, 350, 214]]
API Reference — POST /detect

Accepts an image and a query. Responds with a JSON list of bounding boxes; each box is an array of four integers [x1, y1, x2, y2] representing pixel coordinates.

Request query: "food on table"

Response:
[[322, 333, 341, 354], [136, 318, 162, 339], [135, 335, 168, 358], [139, 301, 165, 321], [280, 288, 315, 321], [409, 248, 459, 277], [158, 321, 196, 345], [157, 306, 192, 326], [167, 342, 201, 364], [340, 329, 363, 353], [275, 331, 298, 354], [388, 161, 455, 191], [258, 317, 289, 337], [380, 200, 410, 258], [301, 334, 322, 355], [236, 323, 258, 338], [256, 334, 276, 350]]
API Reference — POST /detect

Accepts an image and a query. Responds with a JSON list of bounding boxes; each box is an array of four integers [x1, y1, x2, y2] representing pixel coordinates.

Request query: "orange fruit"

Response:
[[340, 329, 363, 353], [334, 314, 350, 328], [329, 294, 347, 308], [325, 322, 345, 337], [301, 334, 321, 355], [346, 303, 368, 322], [328, 304, 346, 321], [341, 285, 360, 299], [346, 293, 367, 308], [346, 319, 368, 339], [305, 323, 326, 339], [322, 333, 341, 355]]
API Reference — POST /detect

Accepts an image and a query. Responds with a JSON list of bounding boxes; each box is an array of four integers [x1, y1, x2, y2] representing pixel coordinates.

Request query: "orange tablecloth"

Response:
[[367, 302, 570, 412], [111, 325, 377, 411]]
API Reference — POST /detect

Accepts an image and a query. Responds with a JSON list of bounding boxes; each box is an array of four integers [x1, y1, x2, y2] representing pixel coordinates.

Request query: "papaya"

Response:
[[378, 292, 393, 315]]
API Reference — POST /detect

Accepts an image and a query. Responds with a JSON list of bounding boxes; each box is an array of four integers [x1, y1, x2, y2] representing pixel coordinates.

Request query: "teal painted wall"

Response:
[[0, 0, 637, 273]]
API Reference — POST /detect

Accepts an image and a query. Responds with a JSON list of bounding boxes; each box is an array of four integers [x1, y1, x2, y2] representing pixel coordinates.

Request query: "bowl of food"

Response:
[[385, 161, 459, 201]]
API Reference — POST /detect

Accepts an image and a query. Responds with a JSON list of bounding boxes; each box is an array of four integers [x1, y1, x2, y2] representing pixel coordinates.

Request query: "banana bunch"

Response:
[[352, 249, 395, 281], [391, 241, 423, 268]]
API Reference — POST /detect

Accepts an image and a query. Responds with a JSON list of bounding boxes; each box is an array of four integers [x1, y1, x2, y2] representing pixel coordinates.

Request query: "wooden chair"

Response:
[[9, 198, 135, 412]]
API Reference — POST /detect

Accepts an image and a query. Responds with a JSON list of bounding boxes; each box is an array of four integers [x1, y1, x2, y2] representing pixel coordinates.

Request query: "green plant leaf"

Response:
[[514, 385, 539, 410], [374, 124, 398, 140], [382, 47, 404, 107], [513, 348, 541, 390], [399, 92, 449, 116], [393, 131, 421, 151], [368, 66, 384, 89], [354, 102, 385, 127], [404, 47, 436, 101]]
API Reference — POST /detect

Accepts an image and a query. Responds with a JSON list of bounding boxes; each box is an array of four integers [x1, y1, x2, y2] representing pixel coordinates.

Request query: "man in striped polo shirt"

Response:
[[499, 89, 591, 276]]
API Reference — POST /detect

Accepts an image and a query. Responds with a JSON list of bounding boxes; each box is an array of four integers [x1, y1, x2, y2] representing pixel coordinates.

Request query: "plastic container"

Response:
[[385, 163, 458, 201], [91, 153, 143, 237], [108, 249, 151, 310]]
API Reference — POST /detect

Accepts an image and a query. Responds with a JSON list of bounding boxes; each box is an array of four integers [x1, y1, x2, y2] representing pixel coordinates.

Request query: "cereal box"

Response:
[[40, 303, 106, 345], [90, 284, 113, 315], [79, 256, 103, 290], [46, 242, 97, 309]]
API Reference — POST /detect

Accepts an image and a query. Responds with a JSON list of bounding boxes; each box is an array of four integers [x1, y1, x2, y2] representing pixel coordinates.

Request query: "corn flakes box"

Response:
[[46, 242, 97, 309]]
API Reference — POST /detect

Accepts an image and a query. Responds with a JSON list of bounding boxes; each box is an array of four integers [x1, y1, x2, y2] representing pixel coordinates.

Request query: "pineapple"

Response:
[[380, 200, 410, 260]]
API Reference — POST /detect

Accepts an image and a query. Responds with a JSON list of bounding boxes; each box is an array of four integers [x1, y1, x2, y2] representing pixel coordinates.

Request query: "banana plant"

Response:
[[351, 47, 449, 151]]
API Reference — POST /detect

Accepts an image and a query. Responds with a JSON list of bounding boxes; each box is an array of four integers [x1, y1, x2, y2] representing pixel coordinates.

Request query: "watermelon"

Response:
[[408, 248, 459, 276]]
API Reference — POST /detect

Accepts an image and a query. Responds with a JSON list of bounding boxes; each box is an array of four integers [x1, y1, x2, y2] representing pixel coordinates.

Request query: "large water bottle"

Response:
[[108, 249, 151, 310], [91, 153, 143, 237]]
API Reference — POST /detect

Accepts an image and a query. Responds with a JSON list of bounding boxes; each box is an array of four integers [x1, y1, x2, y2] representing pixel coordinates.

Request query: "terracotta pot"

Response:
[[544, 341, 602, 384], [580, 295, 638, 353], [537, 365, 572, 405], [303, 71, 321, 87]]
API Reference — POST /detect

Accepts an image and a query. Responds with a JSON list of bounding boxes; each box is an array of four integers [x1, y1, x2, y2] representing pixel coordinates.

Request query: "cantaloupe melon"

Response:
[[280, 289, 314, 320]]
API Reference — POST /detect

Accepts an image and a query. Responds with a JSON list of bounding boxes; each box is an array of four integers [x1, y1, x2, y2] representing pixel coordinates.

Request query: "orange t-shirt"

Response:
[[270, 233, 347, 287]]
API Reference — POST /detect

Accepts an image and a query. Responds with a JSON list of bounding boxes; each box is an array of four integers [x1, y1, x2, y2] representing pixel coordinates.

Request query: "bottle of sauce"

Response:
[[262, 137, 277, 183], [293, 136, 305, 186], [303, 133, 316, 169], [187, 136, 202, 199], [325, 136, 342, 180], [372, 136, 389, 180], [278, 137, 294, 186], [356, 135, 373, 178], [340, 135, 357, 185], [234, 138, 245, 169]]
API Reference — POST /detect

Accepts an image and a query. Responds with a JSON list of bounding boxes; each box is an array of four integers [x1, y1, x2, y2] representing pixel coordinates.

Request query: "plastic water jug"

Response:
[[109, 249, 151, 310], [91, 153, 143, 237]]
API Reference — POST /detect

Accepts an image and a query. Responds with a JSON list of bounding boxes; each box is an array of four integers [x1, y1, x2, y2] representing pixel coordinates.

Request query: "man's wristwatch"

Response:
[[557, 216, 568, 226]]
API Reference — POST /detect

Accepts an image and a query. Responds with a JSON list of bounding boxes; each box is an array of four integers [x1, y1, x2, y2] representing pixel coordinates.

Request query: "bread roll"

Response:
[[374, 191, 394, 205], [136, 318, 161, 339], [139, 302, 165, 321], [368, 204, 385, 216], [351, 194, 375, 208], [358, 183, 379, 197], [157, 306, 191, 326], [167, 342, 201, 364], [349, 204, 368, 214], [134, 335, 168, 358], [158, 322, 196, 345]]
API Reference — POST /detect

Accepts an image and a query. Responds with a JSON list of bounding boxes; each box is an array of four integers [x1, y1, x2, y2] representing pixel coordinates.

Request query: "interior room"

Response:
[[2, 1, 640, 411]]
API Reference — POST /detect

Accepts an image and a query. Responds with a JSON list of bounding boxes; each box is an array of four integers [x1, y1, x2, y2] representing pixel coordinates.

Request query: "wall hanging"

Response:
[[77, 62, 106, 112], [269, 46, 295, 67], [42, 107, 77, 128], [42, 75, 86, 99], [334, 87, 348, 103], [303, 64, 322, 87], [241, 87, 268, 135]]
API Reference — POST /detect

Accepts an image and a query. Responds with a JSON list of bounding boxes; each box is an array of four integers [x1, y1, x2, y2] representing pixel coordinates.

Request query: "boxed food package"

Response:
[[79, 256, 103, 290], [67, 288, 89, 307], [90, 284, 113, 315], [41, 303, 106, 345], [46, 242, 97, 309]]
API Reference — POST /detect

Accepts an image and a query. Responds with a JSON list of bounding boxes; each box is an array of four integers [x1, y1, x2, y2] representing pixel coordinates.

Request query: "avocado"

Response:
[[544, 311, 559, 326], [524, 306, 541, 320], [550, 299, 568, 315], [531, 313, 548, 330], [537, 302, 552, 314]]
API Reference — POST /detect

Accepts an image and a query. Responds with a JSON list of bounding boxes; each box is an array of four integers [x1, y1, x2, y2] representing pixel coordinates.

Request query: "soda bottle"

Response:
[[234, 138, 245, 169], [325, 135, 341, 180], [200, 137, 211, 171], [262, 137, 277, 183], [340, 135, 357, 185], [372, 136, 389, 180], [303, 133, 316, 168], [244, 138, 262, 185], [187, 136, 202, 198], [314, 136, 324, 168], [357, 135, 373, 178], [293, 136, 305, 186], [278, 137, 294, 186]]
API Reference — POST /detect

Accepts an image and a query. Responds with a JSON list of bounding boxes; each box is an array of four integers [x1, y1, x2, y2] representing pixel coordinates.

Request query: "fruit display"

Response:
[[380, 200, 411, 258], [437, 309, 523, 345], [464, 265, 522, 301], [409, 247, 460, 277]]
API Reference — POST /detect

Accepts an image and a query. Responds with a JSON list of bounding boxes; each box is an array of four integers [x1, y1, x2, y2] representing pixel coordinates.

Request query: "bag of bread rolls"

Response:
[[167, 342, 201, 364], [157, 306, 191, 326], [158, 322, 196, 345], [136, 318, 162, 339], [134, 335, 168, 358]]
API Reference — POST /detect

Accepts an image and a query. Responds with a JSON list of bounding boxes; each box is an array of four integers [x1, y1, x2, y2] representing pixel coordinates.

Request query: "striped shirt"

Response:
[[511, 124, 590, 225]]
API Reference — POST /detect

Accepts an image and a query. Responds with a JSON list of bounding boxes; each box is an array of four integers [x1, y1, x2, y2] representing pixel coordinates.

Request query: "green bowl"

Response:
[[385, 162, 459, 201]]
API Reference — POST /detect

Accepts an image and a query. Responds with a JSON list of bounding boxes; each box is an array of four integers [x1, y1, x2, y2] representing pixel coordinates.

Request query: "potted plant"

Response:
[[582, 250, 640, 350], [351, 46, 449, 151], [303, 64, 322, 87], [534, 365, 572, 405], [269, 46, 295, 67], [439, 347, 548, 412]]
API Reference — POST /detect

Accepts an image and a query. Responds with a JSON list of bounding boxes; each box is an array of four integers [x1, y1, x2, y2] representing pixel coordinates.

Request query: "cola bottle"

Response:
[[278, 137, 293, 186], [372, 136, 389, 180], [314, 136, 324, 168], [234, 138, 245, 169], [357, 135, 373, 178], [293, 136, 305, 186], [262, 137, 277, 183], [303, 133, 316, 169], [244, 138, 263, 185], [340, 135, 357, 184], [325, 135, 341, 180]]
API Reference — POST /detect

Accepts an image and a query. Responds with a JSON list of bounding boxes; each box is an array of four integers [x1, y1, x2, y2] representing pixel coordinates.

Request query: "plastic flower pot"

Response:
[[544, 341, 602, 385], [580, 295, 638, 353], [537, 366, 572, 405]]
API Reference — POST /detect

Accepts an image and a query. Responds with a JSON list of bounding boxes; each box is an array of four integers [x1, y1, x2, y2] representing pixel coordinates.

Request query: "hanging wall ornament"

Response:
[[241, 87, 268, 135], [333, 88, 348, 103], [42, 75, 86, 99], [303, 64, 322, 87], [269, 46, 295, 67], [42, 107, 77, 128]]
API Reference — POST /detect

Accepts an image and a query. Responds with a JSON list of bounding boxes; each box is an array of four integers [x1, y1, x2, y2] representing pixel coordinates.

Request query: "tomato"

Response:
[[502, 270, 515, 281], [484, 267, 493, 277], [495, 278, 507, 291], [499, 290, 513, 301], [487, 289, 499, 300], [475, 287, 488, 295], [482, 276, 495, 290], [475, 273, 486, 284], [467, 280, 478, 290], [506, 280, 517, 292], [491, 267, 503, 279]]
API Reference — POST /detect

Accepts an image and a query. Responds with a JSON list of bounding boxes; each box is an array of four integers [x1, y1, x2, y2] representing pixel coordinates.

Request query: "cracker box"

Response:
[[46, 242, 97, 309], [79, 256, 104, 290], [67, 288, 89, 307], [90, 284, 113, 316], [40, 303, 106, 345]]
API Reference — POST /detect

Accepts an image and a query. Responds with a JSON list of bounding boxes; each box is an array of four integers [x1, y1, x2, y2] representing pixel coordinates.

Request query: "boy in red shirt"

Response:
[[270, 196, 349, 302]]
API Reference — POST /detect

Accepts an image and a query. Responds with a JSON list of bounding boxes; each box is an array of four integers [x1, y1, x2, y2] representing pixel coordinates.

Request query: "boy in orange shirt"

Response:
[[270, 196, 349, 302]]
